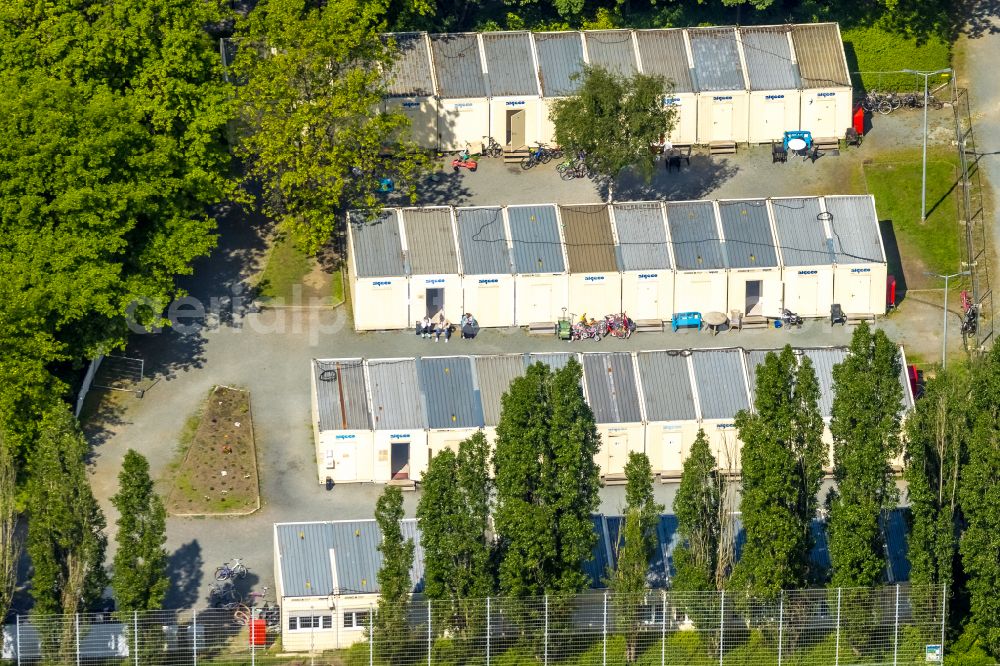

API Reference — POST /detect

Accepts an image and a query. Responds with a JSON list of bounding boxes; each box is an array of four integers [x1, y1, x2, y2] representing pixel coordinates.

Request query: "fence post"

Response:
[[544, 595, 549, 666], [369, 604, 374, 666], [661, 590, 667, 666], [193, 612, 198, 666], [940, 584, 948, 661], [75, 613, 81, 666], [15, 613, 20, 666], [835, 588, 842, 666], [893, 584, 900, 666], [427, 599, 432, 666], [719, 589, 725, 666], [486, 596, 491, 666], [602, 592, 608, 666], [133, 610, 139, 666], [777, 590, 784, 666]]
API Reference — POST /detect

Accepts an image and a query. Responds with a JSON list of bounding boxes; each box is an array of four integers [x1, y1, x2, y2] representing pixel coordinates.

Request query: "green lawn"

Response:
[[842, 25, 951, 92], [331, 266, 346, 306], [256, 232, 312, 302]]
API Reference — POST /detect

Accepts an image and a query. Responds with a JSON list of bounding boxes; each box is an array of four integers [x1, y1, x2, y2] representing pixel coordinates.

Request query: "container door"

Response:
[[333, 442, 357, 482], [663, 430, 683, 471], [744, 280, 763, 316], [637, 280, 658, 319], [425, 288, 444, 318], [713, 101, 734, 142], [391, 442, 410, 480], [762, 101, 785, 141], [814, 99, 836, 136], [795, 274, 819, 315], [606, 435, 626, 475], [529, 282, 552, 322], [846, 274, 872, 313], [507, 109, 526, 149], [764, 279, 784, 317]]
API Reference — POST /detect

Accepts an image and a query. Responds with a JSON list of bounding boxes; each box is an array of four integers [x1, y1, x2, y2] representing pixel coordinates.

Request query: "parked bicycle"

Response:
[[481, 136, 503, 158], [215, 557, 248, 581], [557, 153, 589, 180], [520, 143, 560, 170], [208, 582, 239, 610]]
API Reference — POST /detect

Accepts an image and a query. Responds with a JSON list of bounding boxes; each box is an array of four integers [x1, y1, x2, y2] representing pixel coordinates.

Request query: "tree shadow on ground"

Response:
[[402, 166, 474, 206], [164, 540, 205, 609], [879, 219, 909, 304], [608, 153, 740, 201], [960, 0, 1000, 38], [79, 389, 132, 455]]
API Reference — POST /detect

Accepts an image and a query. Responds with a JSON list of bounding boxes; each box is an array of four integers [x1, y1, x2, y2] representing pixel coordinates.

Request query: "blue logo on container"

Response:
[[850, 268, 872, 273], [372, 280, 392, 286], [478, 278, 499, 285], [390, 433, 411, 439], [663, 97, 681, 105], [335, 434, 356, 440], [584, 275, 605, 282], [425, 278, 445, 284], [638, 273, 658, 279], [713, 96, 733, 101], [798, 270, 818, 275], [717, 423, 736, 430], [505, 100, 526, 107], [453, 102, 473, 109], [401, 102, 421, 108], [765, 94, 785, 100], [818, 92, 836, 98]]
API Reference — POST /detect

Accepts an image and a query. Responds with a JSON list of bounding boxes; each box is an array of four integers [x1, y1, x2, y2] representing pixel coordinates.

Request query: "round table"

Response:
[[703, 311, 729, 336], [787, 137, 807, 152]]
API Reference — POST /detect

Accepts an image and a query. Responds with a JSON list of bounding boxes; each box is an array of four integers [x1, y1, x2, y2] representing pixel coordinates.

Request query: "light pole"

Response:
[[926, 270, 970, 369], [902, 68, 952, 222]]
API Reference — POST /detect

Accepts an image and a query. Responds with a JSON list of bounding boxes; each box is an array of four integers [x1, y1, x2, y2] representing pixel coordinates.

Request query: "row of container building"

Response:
[[310, 346, 914, 486], [383, 23, 852, 150], [347, 195, 888, 330]]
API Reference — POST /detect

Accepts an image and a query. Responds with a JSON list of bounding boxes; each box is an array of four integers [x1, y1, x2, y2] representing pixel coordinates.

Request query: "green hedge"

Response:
[[841, 25, 951, 92]]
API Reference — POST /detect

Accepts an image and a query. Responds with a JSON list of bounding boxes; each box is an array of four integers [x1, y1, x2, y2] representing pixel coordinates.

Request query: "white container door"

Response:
[[764, 279, 784, 317], [813, 98, 836, 137], [762, 101, 785, 141], [846, 274, 872, 313], [795, 274, 819, 315], [605, 435, 626, 475], [663, 430, 683, 472], [528, 282, 552, 322], [636, 280, 658, 319], [713, 101, 734, 142], [332, 443, 357, 482]]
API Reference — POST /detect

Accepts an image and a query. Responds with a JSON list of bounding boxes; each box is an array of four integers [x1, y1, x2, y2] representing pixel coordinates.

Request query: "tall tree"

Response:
[[374, 485, 415, 662], [672, 429, 720, 592], [827, 323, 903, 588], [0, 430, 19, 624], [550, 65, 676, 201], [732, 347, 825, 596]]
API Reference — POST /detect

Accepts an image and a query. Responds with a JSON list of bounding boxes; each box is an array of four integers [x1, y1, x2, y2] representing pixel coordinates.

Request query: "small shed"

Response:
[[770, 197, 836, 317], [718, 198, 783, 318], [740, 26, 802, 144], [825, 195, 888, 315], [473, 353, 527, 444], [791, 23, 853, 141], [481, 32, 542, 150], [455, 206, 515, 327], [560, 204, 623, 317], [689, 349, 751, 468], [581, 352, 645, 478], [612, 202, 674, 321], [664, 201, 728, 315], [382, 33, 439, 148], [507, 204, 568, 324], [636, 350, 700, 477], [311, 359, 374, 484], [688, 27, 750, 144], [417, 356, 485, 461], [366, 358, 428, 482], [634, 29, 698, 145], [347, 210, 409, 331], [430, 33, 490, 150], [533, 31, 587, 145], [400, 207, 463, 324]]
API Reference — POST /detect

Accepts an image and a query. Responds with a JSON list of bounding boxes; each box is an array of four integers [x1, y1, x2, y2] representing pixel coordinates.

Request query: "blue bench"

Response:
[[671, 311, 702, 332]]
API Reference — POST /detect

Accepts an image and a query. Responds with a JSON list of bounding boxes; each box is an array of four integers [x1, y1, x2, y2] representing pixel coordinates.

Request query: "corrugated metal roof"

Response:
[[527, 352, 575, 372], [744, 349, 773, 405], [454, 207, 512, 275], [635, 351, 696, 421], [560, 204, 619, 273], [584, 30, 638, 76], [481, 32, 538, 96], [801, 347, 848, 418], [401, 207, 459, 275], [664, 201, 726, 270], [687, 27, 745, 92], [349, 210, 406, 278], [417, 356, 484, 429], [634, 30, 694, 93], [770, 197, 835, 266], [790, 23, 850, 89], [739, 27, 800, 91], [276, 520, 424, 597], [881, 508, 911, 583], [474, 354, 526, 426], [507, 205, 565, 274], [718, 199, 779, 268], [613, 202, 671, 270], [582, 353, 642, 424], [367, 359, 427, 430], [534, 32, 585, 96], [605, 515, 672, 587], [583, 515, 611, 588], [429, 33, 487, 98], [314, 359, 371, 431], [690, 349, 750, 419], [823, 195, 885, 264], [898, 357, 914, 410], [383, 33, 435, 97]]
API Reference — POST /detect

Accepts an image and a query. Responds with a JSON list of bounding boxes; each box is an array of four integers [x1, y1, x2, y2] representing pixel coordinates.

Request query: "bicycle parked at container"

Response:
[[481, 136, 503, 158], [520, 143, 561, 170], [208, 582, 239, 610], [557, 152, 589, 180], [215, 557, 248, 581]]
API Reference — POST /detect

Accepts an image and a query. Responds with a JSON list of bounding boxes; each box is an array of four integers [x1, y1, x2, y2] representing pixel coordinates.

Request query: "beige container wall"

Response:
[[705, 421, 743, 471], [567, 273, 622, 318], [373, 429, 429, 483], [781, 266, 836, 318], [747, 90, 801, 144], [409, 274, 464, 324], [799, 88, 853, 139], [279, 596, 349, 652], [352, 277, 410, 331], [438, 98, 492, 151], [596, 423, 646, 476], [316, 430, 376, 484], [489, 97, 542, 149], [696, 92, 750, 144], [385, 97, 440, 149], [621, 271, 675, 320], [665, 93, 698, 145], [538, 97, 560, 146], [726, 267, 784, 318], [644, 420, 703, 478], [514, 273, 569, 324], [673, 270, 728, 315], [461, 274, 516, 327], [427, 428, 484, 470], [833, 263, 888, 315]]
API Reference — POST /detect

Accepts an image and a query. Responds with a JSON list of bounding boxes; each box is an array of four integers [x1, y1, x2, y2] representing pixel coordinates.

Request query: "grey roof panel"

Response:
[[690, 349, 750, 419], [744, 349, 773, 405], [367, 359, 427, 430], [417, 356, 484, 429], [739, 27, 800, 91], [349, 210, 406, 278], [474, 354, 526, 426], [429, 33, 487, 98], [636, 351, 697, 421], [718, 199, 779, 268], [899, 355, 914, 410], [688, 28, 745, 92], [481, 32, 538, 96], [584, 31, 638, 76], [613, 202, 671, 270], [823, 195, 885, 264], [801, 347, 848, 418], [534, 32, 586, 96], [582, 353, 642, 424], [383, 33, 435, 96], [770, 197, 835, 266], [401, 207, 459, 274], [560, 204, 619, 272], [507, 205, 565, 274], [791, 23, 850, 89], [634, 30, 694, 93], [314, 359, 371, 431], [527, 352, 576, 372], [664, 201, 726, 270], [455, 207, 513, 275]]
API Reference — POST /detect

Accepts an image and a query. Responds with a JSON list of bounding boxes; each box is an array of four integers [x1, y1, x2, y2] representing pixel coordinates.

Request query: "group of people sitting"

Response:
[[416, 312, 479, 342]]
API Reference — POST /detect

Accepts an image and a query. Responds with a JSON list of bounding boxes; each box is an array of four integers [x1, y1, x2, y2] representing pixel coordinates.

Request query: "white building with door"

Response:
[[418, 356, 486, 459], [400, 207, 463, 325], [382, 33, 439, 148], [718, 198, 784, 318], [634, 29, 698, 145], [741, 26, 802, 144], [826, 195, 888, 315], [689, 349, 751, 470], [533, 31, 587, 146], [688, 27, 750, 145], [636, 350, 701, 477], [311, 359, 374, 484], [346, 210, 410, 331], [455, 206, 516, 327], [560, 204, 623, 317], [582, 353, 645, 479], [366, 358, 429, 484], [430, 33, 491, 151], [770, 197, 836, 318], [508, 204, 569, 324], [481, 31, 543, 150], [612, 202, 675, 321], [792, 23, 853, 141], [665, 200, 728, 315]]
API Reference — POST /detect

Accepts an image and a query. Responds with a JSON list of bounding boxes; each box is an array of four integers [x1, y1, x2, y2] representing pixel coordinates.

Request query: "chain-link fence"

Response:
[[1, 585, 945, 666]]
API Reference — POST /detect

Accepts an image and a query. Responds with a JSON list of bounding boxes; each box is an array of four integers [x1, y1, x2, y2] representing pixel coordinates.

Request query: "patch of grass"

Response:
[[331, 266, 346, 307], [256, 232, 312, 302], [842, 25, 951, 92]]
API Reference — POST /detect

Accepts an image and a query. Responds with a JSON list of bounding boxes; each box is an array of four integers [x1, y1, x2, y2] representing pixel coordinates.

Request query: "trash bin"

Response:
[[853, 105, 865, 136], [250, 619, 267, 646]]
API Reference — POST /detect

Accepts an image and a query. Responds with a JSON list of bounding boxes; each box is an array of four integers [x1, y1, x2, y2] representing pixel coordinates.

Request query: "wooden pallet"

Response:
[[527, 321, 555, 335], [846, 313, 877, 325], [709, 141, 737, 155], [813, 137, 840, 151], [634, 318, 663, 333]]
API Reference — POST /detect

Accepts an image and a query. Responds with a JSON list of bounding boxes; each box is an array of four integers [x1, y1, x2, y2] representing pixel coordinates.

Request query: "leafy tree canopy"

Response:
[[672, 429, 720, 592]]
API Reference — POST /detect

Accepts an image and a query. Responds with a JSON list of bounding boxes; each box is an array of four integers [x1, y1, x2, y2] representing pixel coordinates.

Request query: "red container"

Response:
[[887, 275, 897, 308], [250, 619, 266, 646], [853, 105, 865, 136]]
